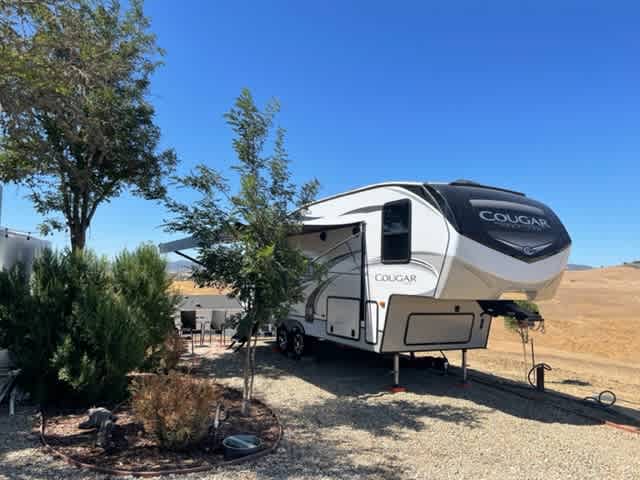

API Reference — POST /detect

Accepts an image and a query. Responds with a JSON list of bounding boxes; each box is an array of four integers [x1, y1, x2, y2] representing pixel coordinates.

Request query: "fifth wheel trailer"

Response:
[[276, 180, 571, 383]]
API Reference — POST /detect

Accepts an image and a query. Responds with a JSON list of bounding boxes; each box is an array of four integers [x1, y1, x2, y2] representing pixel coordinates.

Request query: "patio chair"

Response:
[[180, 310, 202, 353], [208, 310, 227, 343], [0, 351, 19, 415]]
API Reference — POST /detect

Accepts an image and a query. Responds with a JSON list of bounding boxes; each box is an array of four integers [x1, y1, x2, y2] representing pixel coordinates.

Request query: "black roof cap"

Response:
[[448, 179, 525, 197]]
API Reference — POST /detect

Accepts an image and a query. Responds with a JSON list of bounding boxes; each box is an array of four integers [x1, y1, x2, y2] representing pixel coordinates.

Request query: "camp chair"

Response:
[[0, 353, 20, 416], [180, 310, 202, 353]]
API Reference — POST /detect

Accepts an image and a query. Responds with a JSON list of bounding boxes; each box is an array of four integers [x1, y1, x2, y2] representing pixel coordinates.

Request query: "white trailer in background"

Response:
[[160, 180, 571, 386], [0, 228, 50, 273], [0, 226, 50, 414]]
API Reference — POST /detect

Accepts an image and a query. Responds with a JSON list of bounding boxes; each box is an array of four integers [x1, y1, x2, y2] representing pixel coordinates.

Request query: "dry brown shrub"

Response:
[[158, 331, 187, 372], [131, 372, 219, 450]]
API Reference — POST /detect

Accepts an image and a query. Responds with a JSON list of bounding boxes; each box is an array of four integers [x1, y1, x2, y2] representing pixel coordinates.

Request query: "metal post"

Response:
[[9, 387, 16, 416], [462, 349, 468, 383], [394, 353, 400, 386], [536, 364, 545, 391]]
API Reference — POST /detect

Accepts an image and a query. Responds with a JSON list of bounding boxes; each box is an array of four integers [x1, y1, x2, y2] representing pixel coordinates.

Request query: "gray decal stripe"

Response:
[[321, 251, 362, 271], [412, 250, 445, 257], [312, 233, 361, 262], [341, 205, 382, 215], [367, 258, 438, 276], [306, 251, 362, 319]]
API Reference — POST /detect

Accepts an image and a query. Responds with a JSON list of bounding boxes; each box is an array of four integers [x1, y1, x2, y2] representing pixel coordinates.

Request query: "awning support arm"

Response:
[[174, 250, 206, 268]]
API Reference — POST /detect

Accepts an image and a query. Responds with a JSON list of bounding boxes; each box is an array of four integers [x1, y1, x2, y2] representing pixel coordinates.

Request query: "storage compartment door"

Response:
[[327, 297, 360, 340], [404, 313, 474, 346]]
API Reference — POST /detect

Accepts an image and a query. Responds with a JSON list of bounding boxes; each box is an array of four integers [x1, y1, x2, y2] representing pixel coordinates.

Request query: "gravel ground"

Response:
[[1, 341, 639, 480]]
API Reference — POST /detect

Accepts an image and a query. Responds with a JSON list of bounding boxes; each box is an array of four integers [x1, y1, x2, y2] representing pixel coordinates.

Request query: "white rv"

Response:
[[276, 181, 571, 373]]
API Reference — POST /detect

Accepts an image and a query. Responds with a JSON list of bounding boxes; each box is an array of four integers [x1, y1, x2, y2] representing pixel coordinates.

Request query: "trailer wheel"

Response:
[[276, 326, 290, 353], [291, 330, 307, 358]]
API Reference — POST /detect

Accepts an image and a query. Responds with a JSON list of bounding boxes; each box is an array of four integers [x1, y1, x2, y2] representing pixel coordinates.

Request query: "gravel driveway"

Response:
[[1, 340, 638, 479]]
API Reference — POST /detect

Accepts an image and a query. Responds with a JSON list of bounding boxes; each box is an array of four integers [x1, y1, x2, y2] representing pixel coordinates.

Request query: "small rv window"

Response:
[[382, 200, 411, 263]]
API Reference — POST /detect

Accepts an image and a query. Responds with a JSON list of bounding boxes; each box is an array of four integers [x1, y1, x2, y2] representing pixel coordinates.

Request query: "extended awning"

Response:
[[158, 236, 199, 254]]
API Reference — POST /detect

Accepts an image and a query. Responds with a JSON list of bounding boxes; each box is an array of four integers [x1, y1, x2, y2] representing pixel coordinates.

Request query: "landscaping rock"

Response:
[[95, 418, 114, 449], [78, 407, 116, 430]]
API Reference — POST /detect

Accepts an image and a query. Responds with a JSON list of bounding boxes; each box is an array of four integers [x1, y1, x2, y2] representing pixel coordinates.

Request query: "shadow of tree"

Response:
[[250, 432, 409, 480], [282, 396, 484, 438]]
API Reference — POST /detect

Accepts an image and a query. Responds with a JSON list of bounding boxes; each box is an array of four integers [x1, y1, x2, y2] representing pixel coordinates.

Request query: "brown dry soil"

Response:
[[42, 383, 280, 474]]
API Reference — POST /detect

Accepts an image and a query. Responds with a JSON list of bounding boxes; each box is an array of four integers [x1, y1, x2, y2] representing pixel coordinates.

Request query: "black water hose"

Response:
[[584, 390, 617, 408]]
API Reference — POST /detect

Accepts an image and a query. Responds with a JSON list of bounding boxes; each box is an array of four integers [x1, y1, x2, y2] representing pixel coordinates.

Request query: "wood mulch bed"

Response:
[[41, 384, 281, 475]]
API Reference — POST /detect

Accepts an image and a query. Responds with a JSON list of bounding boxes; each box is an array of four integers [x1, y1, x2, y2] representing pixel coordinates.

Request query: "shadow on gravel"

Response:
[[281, 396, 484, 438], [257, 432, 408, 480], [196, 341, 640, 430]]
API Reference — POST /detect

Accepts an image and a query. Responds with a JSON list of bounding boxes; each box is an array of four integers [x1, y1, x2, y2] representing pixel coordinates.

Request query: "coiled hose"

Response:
[[527, 363, 552, 388]]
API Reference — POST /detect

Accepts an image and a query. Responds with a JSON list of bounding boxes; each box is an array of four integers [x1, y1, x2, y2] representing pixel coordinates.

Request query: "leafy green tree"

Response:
[[165, 88, 320, 415], [0, 0, 176, 250]]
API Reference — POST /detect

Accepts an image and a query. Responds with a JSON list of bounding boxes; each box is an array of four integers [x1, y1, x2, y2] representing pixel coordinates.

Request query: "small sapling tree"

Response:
[[165, 88, 320, 415]]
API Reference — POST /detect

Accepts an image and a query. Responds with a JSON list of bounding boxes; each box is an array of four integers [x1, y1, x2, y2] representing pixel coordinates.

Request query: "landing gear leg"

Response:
[[460, 348, 470, 387], [389, 353, 407, 393]]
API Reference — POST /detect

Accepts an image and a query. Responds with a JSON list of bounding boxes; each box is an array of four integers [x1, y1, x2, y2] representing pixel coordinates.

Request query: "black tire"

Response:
[[291, 330, 307, 358], [276, 326, 290, 353]]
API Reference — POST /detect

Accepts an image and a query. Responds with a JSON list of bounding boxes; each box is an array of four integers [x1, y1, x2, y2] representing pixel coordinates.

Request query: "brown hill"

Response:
[[489, 265, 640, 364], [172, 280, 229, 296]]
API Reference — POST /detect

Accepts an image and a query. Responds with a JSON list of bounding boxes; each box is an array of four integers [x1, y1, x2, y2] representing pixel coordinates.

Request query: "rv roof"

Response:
[[308, 181, 424, 206], [445, 179, 525, 196], [308, 179, 525, 207]]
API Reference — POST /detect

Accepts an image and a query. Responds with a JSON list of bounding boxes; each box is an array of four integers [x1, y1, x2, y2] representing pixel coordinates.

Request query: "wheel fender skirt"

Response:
[[477, 300, 543, 322]]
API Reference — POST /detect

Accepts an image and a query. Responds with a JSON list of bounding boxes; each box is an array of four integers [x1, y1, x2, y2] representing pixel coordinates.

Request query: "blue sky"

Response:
[[2, 1, 639, 266]]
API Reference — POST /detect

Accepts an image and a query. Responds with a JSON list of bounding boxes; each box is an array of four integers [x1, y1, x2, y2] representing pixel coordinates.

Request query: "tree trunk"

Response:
[[241, 336, 251, 416], [520, 329, 528, 382], [70, 224, 87, 251], [248, 333, 258, 400]]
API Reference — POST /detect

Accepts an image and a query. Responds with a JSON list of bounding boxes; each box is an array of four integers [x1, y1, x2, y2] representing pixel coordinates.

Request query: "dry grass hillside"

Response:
[[171, 280, 229, 296], [489, 265, 640, 364]]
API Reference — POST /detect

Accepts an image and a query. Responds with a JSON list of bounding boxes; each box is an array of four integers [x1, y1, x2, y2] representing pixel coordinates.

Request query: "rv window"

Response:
[[382, 200, 411, 263]]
